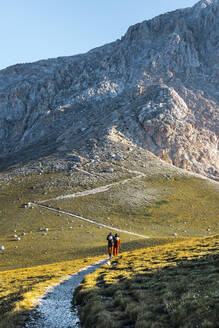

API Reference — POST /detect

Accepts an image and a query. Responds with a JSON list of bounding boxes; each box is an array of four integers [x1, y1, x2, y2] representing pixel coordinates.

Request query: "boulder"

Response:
[[104, 168, 114, 173]]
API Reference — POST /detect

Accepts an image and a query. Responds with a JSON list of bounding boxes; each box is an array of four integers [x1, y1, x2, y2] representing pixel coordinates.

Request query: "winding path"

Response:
[[39, 169, 146, 203], [33, 203, 149, 239], [24, 259, 108, 328], [30, 169, 149, 239], [24, 169, 148, 327]]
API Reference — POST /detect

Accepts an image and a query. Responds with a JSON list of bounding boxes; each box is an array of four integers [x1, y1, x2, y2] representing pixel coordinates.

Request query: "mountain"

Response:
[[0, 0, 218, 180]]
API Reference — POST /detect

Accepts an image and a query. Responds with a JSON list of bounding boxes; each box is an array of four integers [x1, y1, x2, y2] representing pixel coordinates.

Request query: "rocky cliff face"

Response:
[[0, 0, 218, 180]]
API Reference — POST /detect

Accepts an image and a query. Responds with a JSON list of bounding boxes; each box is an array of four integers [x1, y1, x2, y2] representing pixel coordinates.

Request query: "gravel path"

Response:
[[24, 259, 108, 328], [29, 168, 149, 238], [39, 170, 146, 204], [24, 169, 148, 328], [32, 203, 149, 239]]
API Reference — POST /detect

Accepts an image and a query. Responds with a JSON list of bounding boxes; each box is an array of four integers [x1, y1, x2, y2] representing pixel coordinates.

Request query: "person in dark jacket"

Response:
[[107, 232, 114, 258], [113, 233, 121, 256]]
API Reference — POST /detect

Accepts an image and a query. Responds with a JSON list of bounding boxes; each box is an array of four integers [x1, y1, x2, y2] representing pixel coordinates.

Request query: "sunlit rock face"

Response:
[[0, 0, 218, 180]]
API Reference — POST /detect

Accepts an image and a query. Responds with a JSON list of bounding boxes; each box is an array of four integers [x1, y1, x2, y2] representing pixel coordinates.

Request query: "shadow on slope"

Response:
[[0, 237, 180, 328], [75, 235, 219, 328]]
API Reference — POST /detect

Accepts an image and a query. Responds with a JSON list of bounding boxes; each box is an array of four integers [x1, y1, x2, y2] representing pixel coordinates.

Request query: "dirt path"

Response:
[[39, 170, 146, 203], [24, 259, 108, 328], [23, 169, 148, 327], [32, 202, 149, 239], [30, 169, 149, 238]]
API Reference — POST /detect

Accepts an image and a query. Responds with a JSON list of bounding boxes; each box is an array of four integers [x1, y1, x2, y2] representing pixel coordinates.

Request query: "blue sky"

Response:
[[0, 0, 198, 70]]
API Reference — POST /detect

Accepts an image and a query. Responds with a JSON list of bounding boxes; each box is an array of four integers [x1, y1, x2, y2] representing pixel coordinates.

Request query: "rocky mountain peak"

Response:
[[193, 0, 217, 13], [0, 0, 218, 181]]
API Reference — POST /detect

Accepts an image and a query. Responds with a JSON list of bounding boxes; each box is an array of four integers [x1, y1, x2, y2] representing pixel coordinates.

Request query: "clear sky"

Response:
[[0, 0, 198, 70]]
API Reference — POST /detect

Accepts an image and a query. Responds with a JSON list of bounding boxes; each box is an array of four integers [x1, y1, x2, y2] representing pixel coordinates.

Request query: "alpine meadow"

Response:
[[0, 0, 218, 327]]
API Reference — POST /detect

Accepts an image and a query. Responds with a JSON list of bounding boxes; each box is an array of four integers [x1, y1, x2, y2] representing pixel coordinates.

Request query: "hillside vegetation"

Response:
[[0, 256, 105, 328], [0, 1, 218, 327], [75, 235, 219, 328], [0, 150, 218, 328], [0, 153, 218, 271]]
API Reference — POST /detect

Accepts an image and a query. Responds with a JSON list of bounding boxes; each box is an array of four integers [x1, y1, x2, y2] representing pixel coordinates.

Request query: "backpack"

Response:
[[108, 235, 113, 240]]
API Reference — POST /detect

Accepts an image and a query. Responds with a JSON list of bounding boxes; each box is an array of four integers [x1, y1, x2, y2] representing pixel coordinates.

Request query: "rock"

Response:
[[0, 0, 218, 181], [104, 168, 114, 173], [156, 150, 172, 165], [114, 155, 122, 161], [24, 202, 34, 209], [17, 237, 21, 241], [67, 155, 81, 163], [173, 233, 178, 236], [21, 232, 26, 236], [13, 235, 18, 238], [0, 246, 4, 250]]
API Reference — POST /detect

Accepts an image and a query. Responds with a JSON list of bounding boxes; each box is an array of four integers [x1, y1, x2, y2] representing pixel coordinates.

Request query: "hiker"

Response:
[[107, 232, 114, 258], [113, 233, 120, 256]]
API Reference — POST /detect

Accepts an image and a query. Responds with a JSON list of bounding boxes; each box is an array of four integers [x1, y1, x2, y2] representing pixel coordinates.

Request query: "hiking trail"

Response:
[[24, 169, 148, 327], [30, 169, 149, 239], [24, 259, 108, 328]]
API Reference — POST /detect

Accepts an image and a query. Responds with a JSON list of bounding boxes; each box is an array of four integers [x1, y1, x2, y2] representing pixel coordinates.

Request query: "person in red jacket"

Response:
[[113, 233, 120, 256], [107, 232, 114, 258]]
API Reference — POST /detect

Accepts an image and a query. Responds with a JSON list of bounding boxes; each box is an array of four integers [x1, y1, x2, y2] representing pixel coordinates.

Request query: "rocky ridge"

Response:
[[0, 0, 218, 180]]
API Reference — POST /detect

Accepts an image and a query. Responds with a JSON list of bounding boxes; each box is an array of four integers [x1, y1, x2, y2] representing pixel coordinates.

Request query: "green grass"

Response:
[[0, 139, 218, 328], [0, 170, 218, 271], [0, 169, 135, 270], [0, 157, 218, 328], [46, 175, 219, 238], [74, 235, 219, 328]]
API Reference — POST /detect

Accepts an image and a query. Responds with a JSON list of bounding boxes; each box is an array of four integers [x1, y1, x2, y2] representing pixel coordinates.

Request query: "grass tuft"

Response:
[[74, 235, 219, 328], [0, 255, 104, 328]]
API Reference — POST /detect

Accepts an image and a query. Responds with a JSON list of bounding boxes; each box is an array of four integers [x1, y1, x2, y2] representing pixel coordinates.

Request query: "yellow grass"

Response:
[[75, 235, 219, 328], [0, 157, 218, 327], [0, 255, 104, 328]]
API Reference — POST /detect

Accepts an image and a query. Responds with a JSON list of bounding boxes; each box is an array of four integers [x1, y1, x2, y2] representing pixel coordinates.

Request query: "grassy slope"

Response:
[[0, 169, 218, 271], [74, 235, 219, 328], [48, 175, 219, 238], [0, 256, 105, 328], [0, 150, 218, 328], [0, 168, 135, 270], [0, 238, 185, 328]]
